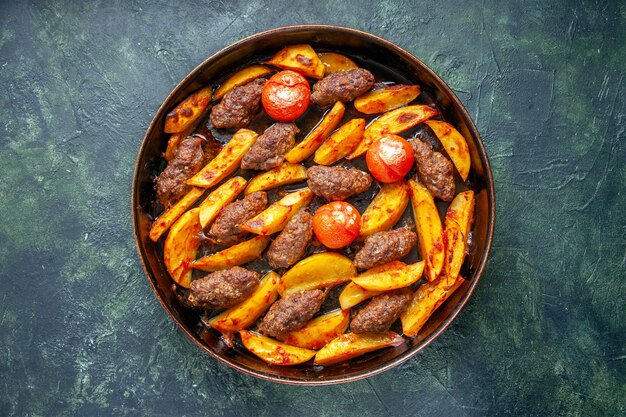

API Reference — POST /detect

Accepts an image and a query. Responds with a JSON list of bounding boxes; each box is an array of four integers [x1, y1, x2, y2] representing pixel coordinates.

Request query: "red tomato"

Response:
[[365, 134, 415, 183], [262, 70, 311, 121], [312, 202, 361, 249]]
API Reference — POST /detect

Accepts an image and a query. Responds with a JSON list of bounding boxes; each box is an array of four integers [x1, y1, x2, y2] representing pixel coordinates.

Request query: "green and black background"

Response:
[[0, 0, 624, 416]]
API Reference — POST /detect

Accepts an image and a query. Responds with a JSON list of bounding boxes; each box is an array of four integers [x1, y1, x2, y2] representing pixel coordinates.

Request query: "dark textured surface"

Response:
[[0, 0, 624, 416]]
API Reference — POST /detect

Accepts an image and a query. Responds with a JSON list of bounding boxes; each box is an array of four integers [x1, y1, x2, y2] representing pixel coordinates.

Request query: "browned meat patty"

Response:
[[353, 228, 418, 270], [188, 266, 260, 310], [266, 210, 313, 269], [259, 289, 325, 338], [241, 122, 299, 170], [311, 68, 375, 107], [307, 165, 372, 201], [350, 288, 412, 334], [209, 191, 267, 245], [409, 138, 455, 202], [156, 135, 207, 208], [210, 78, 266, 129]]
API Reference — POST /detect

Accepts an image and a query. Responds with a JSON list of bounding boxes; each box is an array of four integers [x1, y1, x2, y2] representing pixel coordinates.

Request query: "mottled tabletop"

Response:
[[1, 1, 624, 416]]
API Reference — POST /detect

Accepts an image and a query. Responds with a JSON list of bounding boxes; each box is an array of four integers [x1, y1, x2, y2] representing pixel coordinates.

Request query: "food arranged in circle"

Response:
[[150, 44, 476, 367]]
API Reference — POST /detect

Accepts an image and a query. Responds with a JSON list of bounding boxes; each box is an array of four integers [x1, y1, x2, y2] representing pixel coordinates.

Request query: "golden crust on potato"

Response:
[[408, 180, 445, 282], [198, 176, 247, 229], [279, 252, 356, 296], [214, 65, 272, 101], [347, 105, 439, 159], [285, 101, 345, 163], [149, 187, 204, 242], [191, 235, 270, 272], [425, 120, 471, 181], [401, 274, 465, 337], [187, 129, 258, 188], [164, 87, 212, 134], [266, 44, 325, 79], [314, 331, 405, 366], [244, 163, 308, 195], [351, 261, 424, 292], [318, 52, 358, 75], [338, 261, 406, 309], [354, 84, 421, 114], [240, 330, 316, 365], [444, 191, 475, 279], [163, 208, 202, 288], [208, 271, 280, 334], [313, 118, 365, 165], [359, 181, 409, 238], [280, 309, 350, 350], [241, 189, 313, 235]]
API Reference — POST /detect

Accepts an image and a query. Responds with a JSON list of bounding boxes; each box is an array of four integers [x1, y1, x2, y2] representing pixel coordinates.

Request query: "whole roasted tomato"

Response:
[[262, 70, 311, 121], [366, 134, 415, 183], [312, 201, 361, 249]]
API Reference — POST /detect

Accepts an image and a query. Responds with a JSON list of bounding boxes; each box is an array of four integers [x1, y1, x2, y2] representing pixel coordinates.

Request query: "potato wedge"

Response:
[[425, 120, 471, 181], [191, 235, 270, 271], [244, 163, 308, 195], [401, 274, 465, 337], [214, 65, 272, 100], [164, 86, 212, 134], [354, 85, 421, 114], [313, 118, 366, 165], [284, 101, 345, 163], [314, 332, 405, 366], [338, 261, 406, 309], [163, 208, 202, 288], [359, 181, 409, 237], [318, 52, 358, 74], [266, 44, 325, 79], [351, 261, 424, 292], [241, 189, 313, 235], [208, 271, 280, 334], [347, 105, 439, 159], [187, 129, 258, 188], [408, 180, 445, 282], [281, 310, 350, 350], [198, 176, 247, 229], [149, 187, 204, 242], [444, 191, 475, 279], [279, 252, 356, 296], [240, 330, 316, 366]]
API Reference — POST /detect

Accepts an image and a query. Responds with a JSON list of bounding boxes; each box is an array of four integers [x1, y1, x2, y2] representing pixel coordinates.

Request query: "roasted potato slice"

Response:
[[244, 163, 308, 195], [351, 261, 424, 292], [214, 65, 272, 101], [354, 85, 421, 114], [313, 118, 366, 165], [187, 129, 258, 188], [163, 208, 202, 288], [208, 271, 280, 334], [401, 274, 465, 337], [279, 252, 356, 296], [425, 120, 471, 181], [240, 330, 316, 366], [338, 261, 406, 309], [241, 189, 313, 235], [314, 332, 405, 366], [266, 44, 325, 79], [191, 235, 270, 272], [284, 101, 345, 163], [149, 187, 204, 242], [408, 179, 445, 282], [164, 86, 212, 134], [359, 181, 409, 237], [281, 309, 350, 350], [347, 105, 439, 159], [318, 52, 358, 74], [444, 191, 475, 279], [198, 176, 247, 229]]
